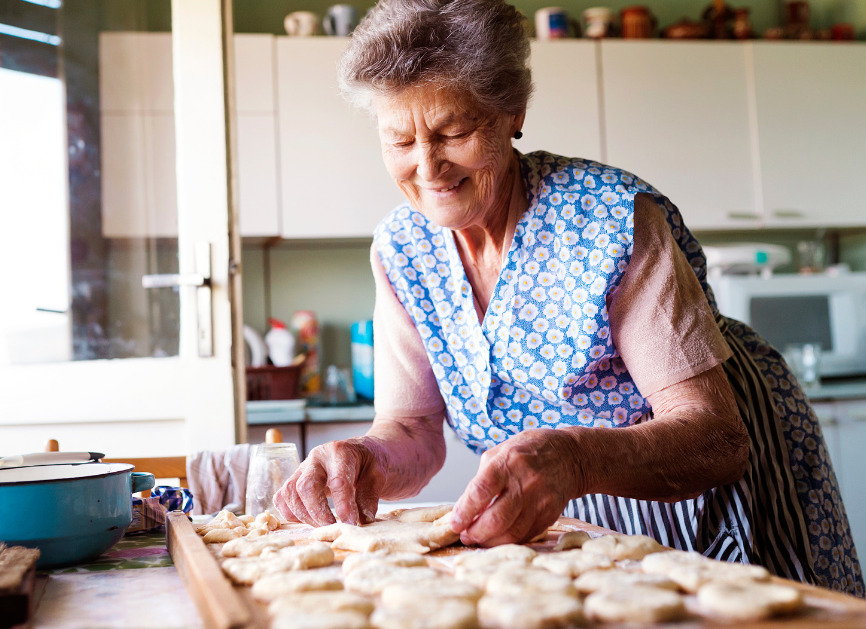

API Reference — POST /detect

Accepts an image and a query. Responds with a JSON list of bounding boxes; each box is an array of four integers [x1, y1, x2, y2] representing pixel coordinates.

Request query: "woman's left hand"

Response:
[[450, 428, 586, 546]]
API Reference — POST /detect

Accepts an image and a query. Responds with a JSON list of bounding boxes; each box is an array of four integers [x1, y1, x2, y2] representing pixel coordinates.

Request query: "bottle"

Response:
[[290, 310, 321, 393], [264, 318, 295, 367]]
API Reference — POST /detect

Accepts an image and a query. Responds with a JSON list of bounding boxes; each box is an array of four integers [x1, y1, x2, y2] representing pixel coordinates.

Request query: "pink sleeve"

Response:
[[370, 246, 446, 417], [608, 194, 733, 397]]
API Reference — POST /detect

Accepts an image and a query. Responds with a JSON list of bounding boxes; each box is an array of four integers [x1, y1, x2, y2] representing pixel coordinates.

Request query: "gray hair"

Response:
[[339, 0, 532, 117]]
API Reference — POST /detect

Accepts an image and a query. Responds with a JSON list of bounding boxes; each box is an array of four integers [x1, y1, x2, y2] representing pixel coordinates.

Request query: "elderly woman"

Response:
[[273, 0, 862, 596]]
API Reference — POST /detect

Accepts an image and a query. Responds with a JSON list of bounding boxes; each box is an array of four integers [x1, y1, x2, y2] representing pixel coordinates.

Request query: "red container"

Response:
[[246, 365, 302, 401]]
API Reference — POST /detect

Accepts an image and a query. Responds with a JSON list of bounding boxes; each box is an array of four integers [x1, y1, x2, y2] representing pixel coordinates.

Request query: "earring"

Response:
[[513, 130, 523, 140]]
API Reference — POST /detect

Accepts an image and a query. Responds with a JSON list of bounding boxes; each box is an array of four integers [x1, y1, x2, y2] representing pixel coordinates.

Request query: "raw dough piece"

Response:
[[697, 581, 803, 620], [371, 599, 478, 629], [221, 543, 335, 585], [221, 533, 295, 557], [251, 569, 344, 601], [381, 580, 483, 608], [581, 534, 665, 561], [342, 551, 429, 575], [271, 611, 370, 629], [552, 531, 591, 552], [573, 569, 679, 594], [452, 545, 537, 569], [314, 521, 459, 554], [485, 566, 576, 597], [251, 510, 280, 531], [478, 594, 584, 629], [454, 561, 528, 589], [344, 564, 444, 596], [247, 528, 269, 539], [269, 591, 375, 617], [398, 505, 453, 523], [532, 550, 613, 578], [584, 585, 686, 623], [203, 528, 245, 544], [239, 514, 256, 525], [641, 550, 770, 593], [197, 511, 247, 536]]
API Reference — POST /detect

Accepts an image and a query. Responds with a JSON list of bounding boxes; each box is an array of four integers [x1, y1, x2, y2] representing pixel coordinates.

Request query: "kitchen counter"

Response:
[[246, 400, 375, 425], [804, 379, 866, 402]]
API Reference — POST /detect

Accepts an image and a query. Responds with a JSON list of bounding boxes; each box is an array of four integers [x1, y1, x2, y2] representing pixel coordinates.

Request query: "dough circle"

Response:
[[477, 594, 584, 629], [342, 551, 429, 575], [584, 585, 686, 623], [485, 567, 576, 597], [271, 611, 370, 629], [380, 580, 483, 608], [370, 599, 478, 629], [314, 521, 459, 554], [251, 569, 344, 601], [573, 568, 679, 594], [398, 505, 454, 523], [452, 545, 537, 569], [552, 531, 591, 551], [580, 534, 665, 561], [532, 550, 613, 578], [697, 582, 803, 620], [268, 591, 375, 617], [345, 564, 444, 595]]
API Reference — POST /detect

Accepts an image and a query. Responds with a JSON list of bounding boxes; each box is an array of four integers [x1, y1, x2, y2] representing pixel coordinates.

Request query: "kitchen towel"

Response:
[[186, 444, 250, 515]]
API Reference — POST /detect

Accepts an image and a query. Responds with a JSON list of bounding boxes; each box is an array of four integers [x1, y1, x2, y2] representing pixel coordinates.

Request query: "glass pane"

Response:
[[0, 0, 179, 364]]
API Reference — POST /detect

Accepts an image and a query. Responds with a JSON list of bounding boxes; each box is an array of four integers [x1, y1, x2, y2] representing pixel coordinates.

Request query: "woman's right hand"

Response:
[[273, 437, 385, 526]]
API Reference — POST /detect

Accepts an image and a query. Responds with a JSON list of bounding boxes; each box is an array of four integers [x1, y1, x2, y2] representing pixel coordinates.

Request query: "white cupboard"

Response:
[[516, 41, 603, 162], [601, 41, 761, 230], [752, 43, 866, 228], [234, 35, 282, 237], [276, 38, 404, 239]]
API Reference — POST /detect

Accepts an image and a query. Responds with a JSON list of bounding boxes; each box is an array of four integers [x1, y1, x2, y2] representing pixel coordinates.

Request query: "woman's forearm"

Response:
[[566, 365, 750, 503], [361, 413, 448, 501]]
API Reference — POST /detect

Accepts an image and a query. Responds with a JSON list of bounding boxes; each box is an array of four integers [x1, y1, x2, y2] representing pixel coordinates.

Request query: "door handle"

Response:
[[142, 242, 214, 358]]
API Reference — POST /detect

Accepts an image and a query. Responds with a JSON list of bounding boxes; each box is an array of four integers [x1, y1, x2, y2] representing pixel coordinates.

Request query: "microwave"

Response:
[[708, 272, 866, 378]]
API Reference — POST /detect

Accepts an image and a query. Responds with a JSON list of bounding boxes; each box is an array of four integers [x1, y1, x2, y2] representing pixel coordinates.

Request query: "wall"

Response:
[[234, 0, 866, 38]]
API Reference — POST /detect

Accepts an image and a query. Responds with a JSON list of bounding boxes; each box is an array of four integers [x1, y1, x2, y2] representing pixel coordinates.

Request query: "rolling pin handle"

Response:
[[266, 428, 283, 444]]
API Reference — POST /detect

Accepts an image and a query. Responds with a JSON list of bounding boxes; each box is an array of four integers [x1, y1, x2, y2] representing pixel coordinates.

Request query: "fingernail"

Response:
[[362, 509, 376, 523]]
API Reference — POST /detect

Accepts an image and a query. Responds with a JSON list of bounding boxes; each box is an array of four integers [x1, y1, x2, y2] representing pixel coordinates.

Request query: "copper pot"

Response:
[[620, 5, 657, 38], [662, 17, 709, 39]]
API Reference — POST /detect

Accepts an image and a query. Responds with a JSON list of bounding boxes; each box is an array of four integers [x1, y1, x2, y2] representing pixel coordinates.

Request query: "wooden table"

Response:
[[165, 512, 866, 629]]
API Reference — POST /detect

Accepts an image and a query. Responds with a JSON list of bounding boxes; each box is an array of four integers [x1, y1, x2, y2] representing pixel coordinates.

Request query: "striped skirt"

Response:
[[564, 316, 864, 598]]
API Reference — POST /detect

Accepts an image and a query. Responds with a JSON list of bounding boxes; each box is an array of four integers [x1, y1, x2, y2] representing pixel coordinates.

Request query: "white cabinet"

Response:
[[601, 41, 760, 230], [99, 33, 178, 238], [515, 41, 602, 162], [276, 38, 405, 239], [234, 35, 281, 237], [752, 43, 866, 228]]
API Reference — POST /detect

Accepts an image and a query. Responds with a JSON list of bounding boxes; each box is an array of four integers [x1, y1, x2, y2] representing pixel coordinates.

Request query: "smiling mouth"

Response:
[[431, 178, 467, 193]]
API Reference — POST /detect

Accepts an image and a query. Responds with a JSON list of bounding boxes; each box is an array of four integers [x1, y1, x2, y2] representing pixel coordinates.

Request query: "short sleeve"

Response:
[[608, 194, 733, 397], [370, 246, 446, 417]]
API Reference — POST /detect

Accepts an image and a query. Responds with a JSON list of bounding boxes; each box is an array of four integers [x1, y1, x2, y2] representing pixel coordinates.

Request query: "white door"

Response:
[[0, 0, 241, 457]]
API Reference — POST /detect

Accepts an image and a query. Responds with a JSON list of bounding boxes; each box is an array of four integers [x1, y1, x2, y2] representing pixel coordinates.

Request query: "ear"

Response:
[[511, 110, 527, 137]]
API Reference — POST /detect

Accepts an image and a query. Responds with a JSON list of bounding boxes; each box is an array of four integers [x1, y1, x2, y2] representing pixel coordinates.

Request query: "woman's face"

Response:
[[375, 85, 523, 230]]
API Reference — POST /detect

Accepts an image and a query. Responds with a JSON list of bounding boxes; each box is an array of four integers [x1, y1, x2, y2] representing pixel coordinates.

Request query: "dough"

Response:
[[452, 545, 537, 569], [454, 561, 528, 589], [344, 564, 444, 596], [380, 580, 483, 608], [477, 594, 584, 629], [251, 568, 344, 601], [580, 534, 665, 561], [271, 611, 370, 629], [247, 528, 269, 539], [239, 514, 256, 525], [221, 543, 335, 585], [203, 528, 245, 544], [251, 510, 281, 531], [221, 533, 295, 557], [398, 505, 453, 523], [269, 591, 374, 617], [573, 569, 679, 594], [584, 585, 686, 623], [484, 566, 576, 597], [552, 531, 591, 551], [341, 551, 429, 575], [697, 581, 803, 620], [641, 550, 770, 593], [532, 550, 613, 578], [371, 599, 478, 629], [314, 521, 459, 554]]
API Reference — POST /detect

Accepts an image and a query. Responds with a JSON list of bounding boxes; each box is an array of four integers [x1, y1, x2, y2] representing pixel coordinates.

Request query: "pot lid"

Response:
[[0, 462, 134, 485]]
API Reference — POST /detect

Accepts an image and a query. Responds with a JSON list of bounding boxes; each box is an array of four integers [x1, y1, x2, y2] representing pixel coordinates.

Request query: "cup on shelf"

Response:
[[284, 11, 321, 36], [535, 7, 571, 40], [582, 7, 614, 38], [785, 343, 822, 389], [323, 4, 359, 37]]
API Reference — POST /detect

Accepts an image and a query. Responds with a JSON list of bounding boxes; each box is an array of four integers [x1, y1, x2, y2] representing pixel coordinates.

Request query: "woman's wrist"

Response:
[[560, 426, 598, 499]]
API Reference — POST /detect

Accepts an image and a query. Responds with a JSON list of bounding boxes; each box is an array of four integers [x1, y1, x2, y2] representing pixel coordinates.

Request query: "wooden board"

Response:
[[167, 512, 866, 629]]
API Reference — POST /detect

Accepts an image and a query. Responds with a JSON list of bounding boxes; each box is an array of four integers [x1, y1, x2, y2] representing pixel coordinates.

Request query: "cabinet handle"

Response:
[[773, 210, 805, 219], [727, 212, 760, 221]]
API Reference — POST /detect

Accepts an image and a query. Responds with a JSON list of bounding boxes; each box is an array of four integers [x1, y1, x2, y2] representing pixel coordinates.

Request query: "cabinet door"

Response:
[[837, 401, 866, 559], [601, 41, 760, 230], [515, 41, 602, 162], [99, 33, 173, 113], [276, 38, 404, 239], [234, 34, 275, 114], [753, 43, 866, 228], [237, 114, 282, 237]]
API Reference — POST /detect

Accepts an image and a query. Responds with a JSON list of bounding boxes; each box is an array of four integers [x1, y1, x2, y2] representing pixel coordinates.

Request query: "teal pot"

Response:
[[0, 463, 155, 568]]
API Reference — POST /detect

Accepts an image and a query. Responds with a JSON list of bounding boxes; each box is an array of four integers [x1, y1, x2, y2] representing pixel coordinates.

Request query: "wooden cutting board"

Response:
[[165, 512, 866, 629]]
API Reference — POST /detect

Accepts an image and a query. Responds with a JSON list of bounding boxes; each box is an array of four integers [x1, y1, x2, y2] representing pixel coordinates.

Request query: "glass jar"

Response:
[[245, 443, 301, 517]]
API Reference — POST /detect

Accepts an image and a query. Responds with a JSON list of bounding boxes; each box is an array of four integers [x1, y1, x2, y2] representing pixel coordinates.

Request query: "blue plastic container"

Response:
[[351, 319, 374, 401], [0, 463, 154, 568]]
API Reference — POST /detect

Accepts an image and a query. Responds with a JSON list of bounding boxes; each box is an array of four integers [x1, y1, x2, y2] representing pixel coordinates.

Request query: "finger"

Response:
[[324, 455, 361, 526], [296, 465, 337, 526], [460, 486, 523, 546], [354, 459, 383, 524], [284, 471, 317, 526], [273, 481, 297, 521], [452, 454, 508, 533], [476, 509, 540, 548]]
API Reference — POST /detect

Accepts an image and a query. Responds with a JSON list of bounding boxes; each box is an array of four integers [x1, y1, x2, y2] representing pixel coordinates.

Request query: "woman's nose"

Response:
[[416, 143, 447, 182]]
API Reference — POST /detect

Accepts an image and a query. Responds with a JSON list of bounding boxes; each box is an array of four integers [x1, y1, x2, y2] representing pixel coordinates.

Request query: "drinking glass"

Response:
[[245, 443, 301, 517], [785, 343, 822, 388]]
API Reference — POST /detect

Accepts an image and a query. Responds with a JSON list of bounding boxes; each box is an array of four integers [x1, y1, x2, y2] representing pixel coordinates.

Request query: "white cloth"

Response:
[[186, 444, 251, 515]]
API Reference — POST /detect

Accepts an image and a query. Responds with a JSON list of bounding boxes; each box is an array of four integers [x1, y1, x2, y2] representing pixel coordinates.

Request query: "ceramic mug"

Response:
[[323, 4, 359, 36], [284, 11, 320, 36], [535, 7, 570, 40], [620, 5, 656, 39], [582, 7, 613, 38]]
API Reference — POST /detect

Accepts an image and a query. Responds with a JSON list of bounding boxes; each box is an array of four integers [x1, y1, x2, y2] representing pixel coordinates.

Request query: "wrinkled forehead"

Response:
[[373, 83, 486, 134]]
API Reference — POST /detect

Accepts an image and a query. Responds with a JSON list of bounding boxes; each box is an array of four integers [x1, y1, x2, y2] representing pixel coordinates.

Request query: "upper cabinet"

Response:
[[752, 43, 866, 228], [276, 38, 404, 239], [234, 35, 281, 237], [600, 41, 761, 230], [516, 41, 602, 162]]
